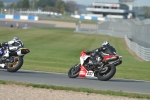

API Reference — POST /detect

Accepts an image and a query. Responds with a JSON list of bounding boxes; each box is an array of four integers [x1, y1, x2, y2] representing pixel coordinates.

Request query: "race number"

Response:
[[86, 71, 94, 77]]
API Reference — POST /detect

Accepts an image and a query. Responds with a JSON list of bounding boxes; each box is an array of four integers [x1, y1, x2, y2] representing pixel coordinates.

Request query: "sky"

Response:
[[64, 0, 150, 7]]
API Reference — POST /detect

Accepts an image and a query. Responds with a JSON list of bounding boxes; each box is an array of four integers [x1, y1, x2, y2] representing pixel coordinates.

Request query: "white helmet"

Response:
[[12, 37, 20, 41], [102, 41, 110, 46]]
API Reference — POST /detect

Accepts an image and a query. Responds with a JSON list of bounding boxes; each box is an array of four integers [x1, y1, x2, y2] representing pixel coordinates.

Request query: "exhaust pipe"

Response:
[[9, 49, 30, 56]]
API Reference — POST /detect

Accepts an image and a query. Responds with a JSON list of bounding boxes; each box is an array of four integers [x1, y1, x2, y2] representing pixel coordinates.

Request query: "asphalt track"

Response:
[[0, 20, 55, 28], [0, 69, 150, 95]]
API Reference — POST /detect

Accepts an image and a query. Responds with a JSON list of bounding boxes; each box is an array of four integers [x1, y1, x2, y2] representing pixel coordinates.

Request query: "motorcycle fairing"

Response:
[[78, 65, 95, 78], [103, 55, 116, 61], [78, 65, 87, 77], [80, 51, 90, 65]]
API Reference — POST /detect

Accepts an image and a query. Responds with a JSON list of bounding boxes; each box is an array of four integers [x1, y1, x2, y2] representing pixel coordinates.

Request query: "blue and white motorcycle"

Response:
[[0, 46, 30, 72]]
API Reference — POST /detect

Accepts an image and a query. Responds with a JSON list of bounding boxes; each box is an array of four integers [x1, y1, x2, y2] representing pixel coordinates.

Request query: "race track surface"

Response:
[[0, 69, 150, 95], [0, 20, 55, 28], [0, 19, 76, 29]]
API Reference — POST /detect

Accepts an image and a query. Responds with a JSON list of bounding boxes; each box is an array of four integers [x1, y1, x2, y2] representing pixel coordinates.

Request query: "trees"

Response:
[[140, 6, 150, 18], [22, 0, 29, 9], [65, 1, 78, 14], [10, 0, 29, 9], [0, 1, 4, 8], [1, 0, 78, 14], [55, 0, 66, 13], [35, 0, 56, 8], [35, 0, 67, 13]]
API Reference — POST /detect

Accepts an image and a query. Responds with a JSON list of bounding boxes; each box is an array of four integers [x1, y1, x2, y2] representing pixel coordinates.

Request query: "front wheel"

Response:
[[6, 56, 24, 72], [97, 64, 116, 81], [68, 63, 80, 78]]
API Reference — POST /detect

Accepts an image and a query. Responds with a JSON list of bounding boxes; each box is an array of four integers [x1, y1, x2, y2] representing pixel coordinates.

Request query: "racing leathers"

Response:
[[0, 40, 23, 58], [85, 45, 116, 68]]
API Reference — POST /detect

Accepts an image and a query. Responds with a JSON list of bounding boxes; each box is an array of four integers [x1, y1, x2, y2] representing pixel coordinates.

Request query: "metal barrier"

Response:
[[75, 23, 98, 34], [125, 35, 150, 61]]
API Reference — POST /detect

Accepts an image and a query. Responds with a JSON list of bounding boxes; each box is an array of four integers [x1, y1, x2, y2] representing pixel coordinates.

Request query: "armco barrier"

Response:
[[0, 14, 38, 21], [125, 35, 150, 61]]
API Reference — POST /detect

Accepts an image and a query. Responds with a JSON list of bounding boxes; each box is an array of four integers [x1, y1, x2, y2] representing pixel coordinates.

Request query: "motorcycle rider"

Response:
[[0, 37, 23, 68], [85, 41, 116, 66]]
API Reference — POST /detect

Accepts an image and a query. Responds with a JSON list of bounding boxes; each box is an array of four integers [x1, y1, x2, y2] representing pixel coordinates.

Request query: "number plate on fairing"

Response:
[[86, 71, 94, 77]]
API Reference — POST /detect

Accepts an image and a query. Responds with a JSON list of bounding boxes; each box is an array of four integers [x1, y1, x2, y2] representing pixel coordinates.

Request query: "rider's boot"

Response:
[[0, 63, 5, 68], [0, 56, 6, 68]]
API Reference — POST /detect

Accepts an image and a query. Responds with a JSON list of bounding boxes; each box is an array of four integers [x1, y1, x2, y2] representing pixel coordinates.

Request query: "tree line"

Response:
[[140, 6, 150, 18], [0, 0, 78, 14]]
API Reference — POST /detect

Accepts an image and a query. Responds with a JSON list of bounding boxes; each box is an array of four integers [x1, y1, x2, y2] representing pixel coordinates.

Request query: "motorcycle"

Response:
[[68, 50, 122, 81], [0, 46, 30, 72]]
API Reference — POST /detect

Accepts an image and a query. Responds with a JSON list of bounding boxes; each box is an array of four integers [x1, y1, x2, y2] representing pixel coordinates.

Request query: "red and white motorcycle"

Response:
[[68, 50, 122, 81]]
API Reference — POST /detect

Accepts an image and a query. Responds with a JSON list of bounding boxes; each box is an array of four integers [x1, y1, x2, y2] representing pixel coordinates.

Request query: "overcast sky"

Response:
[[64, 0, 150, 6]]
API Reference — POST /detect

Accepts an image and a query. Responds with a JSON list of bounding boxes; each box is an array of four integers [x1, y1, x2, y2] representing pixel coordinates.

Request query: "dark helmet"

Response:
[[102, 41, 110, 46]]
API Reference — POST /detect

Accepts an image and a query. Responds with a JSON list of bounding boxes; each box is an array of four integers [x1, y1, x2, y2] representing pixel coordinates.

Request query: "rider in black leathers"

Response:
[[85, 41, 116, 67], [86, 41, 116, 56]]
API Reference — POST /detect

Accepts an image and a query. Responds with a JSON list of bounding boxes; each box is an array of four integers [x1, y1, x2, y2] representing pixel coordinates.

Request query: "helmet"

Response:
[[102, 41, 110, 46], [12, 37, 20, 41]]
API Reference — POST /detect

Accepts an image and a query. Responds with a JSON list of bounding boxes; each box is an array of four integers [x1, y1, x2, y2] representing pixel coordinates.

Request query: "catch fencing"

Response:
[[76, 23, 98, 34], [75, 19, 150, 61], [125, 35, 150, 61]]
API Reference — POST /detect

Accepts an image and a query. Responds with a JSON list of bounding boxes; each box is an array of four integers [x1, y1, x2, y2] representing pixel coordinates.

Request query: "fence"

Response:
[[125, 35, 150, 61], [76, 23, 98, 33], [75, 19, 150, 61]]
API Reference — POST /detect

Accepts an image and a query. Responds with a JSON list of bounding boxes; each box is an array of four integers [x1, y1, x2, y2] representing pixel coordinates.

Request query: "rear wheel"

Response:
[[6, 56, 23, 72], [97, 64, 116, 81], [68, 63, 80, 78]]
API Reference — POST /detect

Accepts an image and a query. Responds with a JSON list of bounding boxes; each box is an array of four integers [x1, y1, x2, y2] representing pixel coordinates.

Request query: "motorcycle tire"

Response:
[[68, 63, 80, 78], [97, 64, 116, 81], [6, 56, 23, 72]]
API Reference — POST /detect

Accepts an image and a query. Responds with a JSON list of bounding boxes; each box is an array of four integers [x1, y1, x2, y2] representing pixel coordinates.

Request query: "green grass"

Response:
[[0, 27, 150, 81], [0, 80, 150, 99]]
